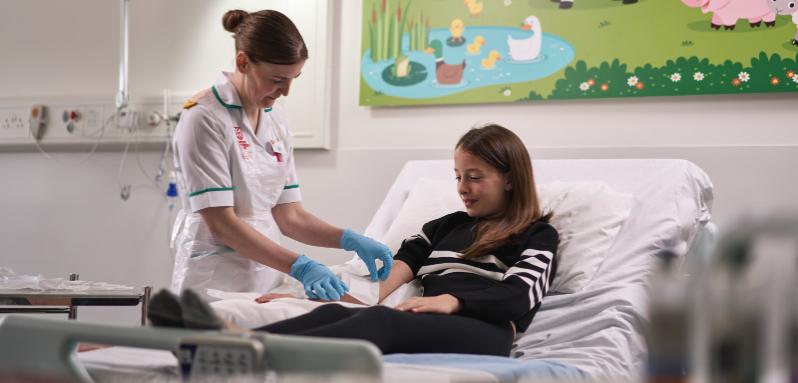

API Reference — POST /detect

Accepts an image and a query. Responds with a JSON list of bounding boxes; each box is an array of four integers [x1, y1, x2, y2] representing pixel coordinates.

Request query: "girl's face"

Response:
[[454, 148, 511, 219], [240, 54, 305, 109]]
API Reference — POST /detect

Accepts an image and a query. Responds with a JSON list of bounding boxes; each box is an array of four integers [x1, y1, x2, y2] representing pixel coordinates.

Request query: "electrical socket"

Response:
[[0, 108, 30, 139], [82, 106, 103, 137]]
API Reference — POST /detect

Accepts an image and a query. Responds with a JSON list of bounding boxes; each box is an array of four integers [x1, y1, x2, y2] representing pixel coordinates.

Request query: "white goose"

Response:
[[507, 16, 542, 62]]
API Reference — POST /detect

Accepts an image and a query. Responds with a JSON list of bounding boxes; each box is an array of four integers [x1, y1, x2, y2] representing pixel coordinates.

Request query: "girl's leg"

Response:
[[291, 305, 515, 356], [256, 303, 362, 334]]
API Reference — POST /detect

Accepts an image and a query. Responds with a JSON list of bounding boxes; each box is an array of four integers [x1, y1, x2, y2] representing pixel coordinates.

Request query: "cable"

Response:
[[31, 132, 53, 160], [78, 113, 115, 163], [117, 138, 132, 201], [134, 129, 165, 193]]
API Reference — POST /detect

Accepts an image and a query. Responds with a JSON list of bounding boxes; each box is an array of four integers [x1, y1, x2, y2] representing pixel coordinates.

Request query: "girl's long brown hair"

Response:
[[457, 124, 550, 260]]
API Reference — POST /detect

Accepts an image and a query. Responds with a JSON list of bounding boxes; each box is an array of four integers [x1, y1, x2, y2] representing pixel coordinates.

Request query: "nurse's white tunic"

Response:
[[170, 72, 301, 300]]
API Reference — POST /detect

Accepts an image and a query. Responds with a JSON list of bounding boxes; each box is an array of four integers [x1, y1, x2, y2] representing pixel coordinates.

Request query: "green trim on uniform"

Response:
[[211, 85, 242, 110], [189, 186, 235, 197], [283, 184, 299, 190], [264, 107, 273, 113]]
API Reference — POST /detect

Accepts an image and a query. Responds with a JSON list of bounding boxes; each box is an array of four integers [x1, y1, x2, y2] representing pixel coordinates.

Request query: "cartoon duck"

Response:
[[425, 39, 466, 85], [507, 16, 542, 62], [447, 19, 466, 47], [466, 35, 485, 55], [481, 50, 501, 70], [465, 0, 484, 17]]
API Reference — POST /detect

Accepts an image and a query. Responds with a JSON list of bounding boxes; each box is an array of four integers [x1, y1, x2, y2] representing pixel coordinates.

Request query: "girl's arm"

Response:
[[339, 261, 414, 305]]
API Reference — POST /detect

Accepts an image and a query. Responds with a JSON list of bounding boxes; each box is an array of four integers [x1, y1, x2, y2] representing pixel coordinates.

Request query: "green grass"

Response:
[[360, 0, 798, 105]]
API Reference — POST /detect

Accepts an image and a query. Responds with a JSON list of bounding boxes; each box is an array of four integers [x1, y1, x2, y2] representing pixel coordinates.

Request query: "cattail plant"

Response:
[[368, 0, 411, 62], [408, 12, 430, 52]]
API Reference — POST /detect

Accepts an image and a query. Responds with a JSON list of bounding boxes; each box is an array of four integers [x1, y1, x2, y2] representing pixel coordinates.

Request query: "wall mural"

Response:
[[359, 0, 798, 106]]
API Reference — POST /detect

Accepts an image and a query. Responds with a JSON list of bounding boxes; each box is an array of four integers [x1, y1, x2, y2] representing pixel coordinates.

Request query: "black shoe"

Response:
[[623, 0, 638, 4], [559, 1, 573, 9], [147, 289, 184, 328], [180, 289, 224, 330]]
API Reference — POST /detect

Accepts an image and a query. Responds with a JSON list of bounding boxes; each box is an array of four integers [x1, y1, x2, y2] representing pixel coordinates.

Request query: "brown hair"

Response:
[[456, 124, 551, 260], [222, 9, 308, 65]]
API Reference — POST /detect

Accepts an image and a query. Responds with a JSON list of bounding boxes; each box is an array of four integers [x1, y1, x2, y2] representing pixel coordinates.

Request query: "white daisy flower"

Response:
[[579, 82, 590, 91], [627, 76, 639, 87], [670, 73, 682, 82], [693, 72, 705, 81], [504, 0, 512, 5], [502, 88, 512, 96], [738, 72, 750, 82]]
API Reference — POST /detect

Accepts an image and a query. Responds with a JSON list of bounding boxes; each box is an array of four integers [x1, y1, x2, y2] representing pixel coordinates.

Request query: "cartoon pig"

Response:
[[681, 0, 777, 30]]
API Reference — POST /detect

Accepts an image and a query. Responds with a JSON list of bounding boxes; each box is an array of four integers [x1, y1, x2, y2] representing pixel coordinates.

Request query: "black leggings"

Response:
[[255, 304, 514, 356]]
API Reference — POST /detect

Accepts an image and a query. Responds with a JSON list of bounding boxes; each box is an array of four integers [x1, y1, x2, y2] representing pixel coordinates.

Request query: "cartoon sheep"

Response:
[[768, 0, 798, 45]]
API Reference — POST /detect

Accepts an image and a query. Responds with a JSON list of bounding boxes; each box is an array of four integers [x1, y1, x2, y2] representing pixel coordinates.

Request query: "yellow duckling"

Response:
[[464, 0, 484, 17], [466, 35, 485, 55], [481, 50, 501, 70], [449, 19, 465, 46]]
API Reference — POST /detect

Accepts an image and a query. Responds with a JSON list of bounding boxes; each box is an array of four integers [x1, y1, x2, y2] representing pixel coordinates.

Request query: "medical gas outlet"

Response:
[[62, 109, 80, 134]]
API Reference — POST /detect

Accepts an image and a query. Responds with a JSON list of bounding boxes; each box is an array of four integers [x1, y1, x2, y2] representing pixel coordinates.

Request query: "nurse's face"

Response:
[[241, 55, 305, 109]]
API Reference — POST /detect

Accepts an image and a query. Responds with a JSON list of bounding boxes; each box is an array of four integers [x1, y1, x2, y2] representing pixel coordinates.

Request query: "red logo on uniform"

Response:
[[234, 127, 251, 160]]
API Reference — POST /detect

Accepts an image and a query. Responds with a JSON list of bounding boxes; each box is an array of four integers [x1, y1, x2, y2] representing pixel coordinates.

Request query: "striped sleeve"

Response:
[[449, 222, 558, 323], [504, 248, 555, 312], [393, 214, 451, 275]]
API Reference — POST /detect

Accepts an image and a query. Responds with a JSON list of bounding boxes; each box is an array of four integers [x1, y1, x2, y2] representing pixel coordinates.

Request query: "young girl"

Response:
[[149, 124, 558, 357]]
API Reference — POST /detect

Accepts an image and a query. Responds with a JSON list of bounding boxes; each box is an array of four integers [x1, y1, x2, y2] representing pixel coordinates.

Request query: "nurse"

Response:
[[171, 9, 392, 301]]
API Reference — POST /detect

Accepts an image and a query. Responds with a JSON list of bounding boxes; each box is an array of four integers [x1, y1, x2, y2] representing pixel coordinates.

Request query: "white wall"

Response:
[[1, 0, 796, 326]]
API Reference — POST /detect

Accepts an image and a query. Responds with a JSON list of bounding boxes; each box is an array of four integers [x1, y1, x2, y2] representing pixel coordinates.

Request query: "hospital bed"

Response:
[[0, 159, 714, 383]]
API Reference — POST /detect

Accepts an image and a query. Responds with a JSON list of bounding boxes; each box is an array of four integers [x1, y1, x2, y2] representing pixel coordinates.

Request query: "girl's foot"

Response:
[[146, 289, 184, 328], [180, 289, 224, 330]]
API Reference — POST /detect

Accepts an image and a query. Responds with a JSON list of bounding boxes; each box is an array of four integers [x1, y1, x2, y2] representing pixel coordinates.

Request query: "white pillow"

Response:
[[381, 178, 635, 293]]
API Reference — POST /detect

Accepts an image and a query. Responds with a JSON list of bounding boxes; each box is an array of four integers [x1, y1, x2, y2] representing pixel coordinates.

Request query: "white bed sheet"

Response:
[[364, 159, 713, 380]]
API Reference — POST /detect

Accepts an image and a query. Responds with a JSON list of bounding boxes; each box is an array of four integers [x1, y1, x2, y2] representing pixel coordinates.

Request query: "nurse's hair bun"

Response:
[[223, 9, 250, 33]]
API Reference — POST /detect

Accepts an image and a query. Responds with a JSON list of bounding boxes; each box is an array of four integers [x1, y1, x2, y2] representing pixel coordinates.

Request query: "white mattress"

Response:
[[365, 159, 713, 380]]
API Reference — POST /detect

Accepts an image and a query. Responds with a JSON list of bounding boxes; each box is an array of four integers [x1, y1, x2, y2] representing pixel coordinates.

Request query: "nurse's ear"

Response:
[[235, 51, 251, 73]]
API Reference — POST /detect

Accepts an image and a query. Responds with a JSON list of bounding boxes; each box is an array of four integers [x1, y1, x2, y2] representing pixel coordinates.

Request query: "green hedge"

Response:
[[546, 52, 798, 100]]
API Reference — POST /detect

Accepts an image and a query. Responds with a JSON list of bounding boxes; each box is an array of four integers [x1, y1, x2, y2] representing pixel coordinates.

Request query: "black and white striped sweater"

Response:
[[394, 211, 558, 332]]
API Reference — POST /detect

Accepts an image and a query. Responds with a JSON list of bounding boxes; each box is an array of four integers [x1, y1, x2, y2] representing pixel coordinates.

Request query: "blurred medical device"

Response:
[[647, 217, 798, 383]]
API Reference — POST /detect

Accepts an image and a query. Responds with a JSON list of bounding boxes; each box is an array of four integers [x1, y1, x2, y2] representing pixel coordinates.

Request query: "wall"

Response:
[[1, 0, 796, 326]]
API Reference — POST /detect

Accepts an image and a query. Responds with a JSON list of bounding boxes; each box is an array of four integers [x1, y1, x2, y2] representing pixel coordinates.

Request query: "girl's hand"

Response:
[[395, 294, 461, 314], [255, 293, 295, 303]]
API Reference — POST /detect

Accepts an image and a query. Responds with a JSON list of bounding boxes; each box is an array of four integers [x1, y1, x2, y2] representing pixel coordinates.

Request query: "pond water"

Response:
[[361, 26, 575, 99]]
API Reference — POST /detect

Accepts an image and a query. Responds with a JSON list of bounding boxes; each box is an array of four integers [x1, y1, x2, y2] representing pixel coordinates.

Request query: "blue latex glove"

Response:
[[340, 229, 393, 281], [289, 255, 348, 301]]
